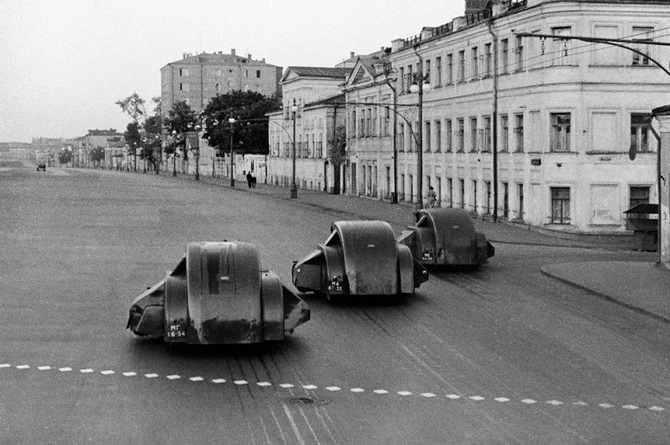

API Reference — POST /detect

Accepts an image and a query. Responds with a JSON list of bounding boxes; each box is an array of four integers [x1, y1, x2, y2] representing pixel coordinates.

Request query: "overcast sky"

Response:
[[0, 0, 463, 143]]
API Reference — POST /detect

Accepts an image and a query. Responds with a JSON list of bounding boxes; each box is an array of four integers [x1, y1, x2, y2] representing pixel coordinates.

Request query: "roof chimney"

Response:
[[350, 51, 355, 59], [231, 48, 236, 56]]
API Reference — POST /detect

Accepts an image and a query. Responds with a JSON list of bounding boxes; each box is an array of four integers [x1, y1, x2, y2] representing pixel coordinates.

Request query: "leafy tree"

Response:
[[124, 122, 141, 156], [163, 101, 197, 160], [89, 147, 105, 168], [330, 126, 347, 166], [58, 149, 73, 165], [116, 93, 146, 124], [202, 90, 281, 155]]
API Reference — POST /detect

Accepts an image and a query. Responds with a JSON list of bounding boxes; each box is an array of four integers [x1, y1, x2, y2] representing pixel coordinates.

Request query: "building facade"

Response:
[[267, 67, 351, 193], [344, 0, 670, 236], [160, 50, 283, 119]]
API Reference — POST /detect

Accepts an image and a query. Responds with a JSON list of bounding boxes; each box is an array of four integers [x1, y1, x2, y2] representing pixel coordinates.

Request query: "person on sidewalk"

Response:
[[246, 172, 253, 188], [426, 186, 437, 208]]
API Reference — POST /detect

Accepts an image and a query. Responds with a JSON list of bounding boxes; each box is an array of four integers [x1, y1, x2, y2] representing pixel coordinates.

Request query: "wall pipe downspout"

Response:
[[488, 20, 499, 223]]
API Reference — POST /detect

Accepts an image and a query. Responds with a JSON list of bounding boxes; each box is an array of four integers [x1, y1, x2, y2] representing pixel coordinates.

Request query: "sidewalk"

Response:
[[198, 175, 670, 324]]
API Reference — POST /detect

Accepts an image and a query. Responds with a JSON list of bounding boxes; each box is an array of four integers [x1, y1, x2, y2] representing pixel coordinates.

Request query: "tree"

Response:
[[201, 90, 282, 155], [124, 122, 141, 157], [89, 147, 105, 168], [163, 101, 197, 160], [116, 93, 146, 124], [58, 149, 73, 165]]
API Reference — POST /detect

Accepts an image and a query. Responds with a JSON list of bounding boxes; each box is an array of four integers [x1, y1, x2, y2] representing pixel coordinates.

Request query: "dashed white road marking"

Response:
[[1, 361, 666, 414]]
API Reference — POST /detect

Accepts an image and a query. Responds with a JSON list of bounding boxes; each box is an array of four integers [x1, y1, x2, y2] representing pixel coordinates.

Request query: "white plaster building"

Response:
[[346, 0, 670, 238], [267, 67, 351, 193]]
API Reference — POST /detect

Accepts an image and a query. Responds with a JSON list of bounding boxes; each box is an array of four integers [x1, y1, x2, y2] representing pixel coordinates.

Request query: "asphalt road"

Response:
[[0, 166, 668, 444]]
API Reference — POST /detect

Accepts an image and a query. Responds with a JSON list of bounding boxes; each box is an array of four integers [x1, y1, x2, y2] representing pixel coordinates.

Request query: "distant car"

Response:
[[36, 163, 46, 171], [292, 220, 428, 301], [397, 208, 494, 268]]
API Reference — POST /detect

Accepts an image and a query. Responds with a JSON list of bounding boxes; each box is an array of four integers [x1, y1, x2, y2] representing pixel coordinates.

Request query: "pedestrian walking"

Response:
[[246, 172, 253, 188], [426, 186, 437, 208]]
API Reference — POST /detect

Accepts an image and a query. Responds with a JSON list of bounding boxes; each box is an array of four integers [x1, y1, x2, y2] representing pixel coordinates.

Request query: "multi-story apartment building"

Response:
[[267, 66, 351, 193], [161, 50, 282, 119], [344, 0, 670, 236]]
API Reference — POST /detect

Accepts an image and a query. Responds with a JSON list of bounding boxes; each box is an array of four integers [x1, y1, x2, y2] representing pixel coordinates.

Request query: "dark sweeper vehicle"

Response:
[[127, 241, 310, 344], [292, 220, 428, 301], [398, 208, 495, 268]]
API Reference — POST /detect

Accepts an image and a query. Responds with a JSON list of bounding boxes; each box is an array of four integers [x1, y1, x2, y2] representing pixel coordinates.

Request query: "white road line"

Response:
[[495, 397, 510, 402], [144, 373, 158, 378], [101, 370, 115, 375], [373, 389, 388, 394], [257, 381, 272, 387], [212, 378, 226, 384], [0, 364, 10, 368], [469, 396, 485, 401], [189, 377, 204, 382], [446, 394, 461, 400], [350, 388, 365, 393], [166, 375, 180, 380], [234, 380, 248, 385], [398, 391, 412, 396], [38, 366, 51, 371], [302, 385, 317, 390], [59, 367, 72, 372], [123, 372, 136, 377], [16, 365, 30, 370], [80, 369, 94, 373]]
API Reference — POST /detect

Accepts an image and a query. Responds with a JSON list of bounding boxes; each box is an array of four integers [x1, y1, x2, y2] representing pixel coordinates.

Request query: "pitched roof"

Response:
[[285, 67, 352, 79]]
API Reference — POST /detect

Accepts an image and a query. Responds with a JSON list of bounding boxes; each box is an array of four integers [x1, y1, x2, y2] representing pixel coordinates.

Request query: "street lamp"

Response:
[[228, 117, 236, 187], [290, 103, 298, 198], [192, 123, 201, 181], [133, 142, 137, 172], [410, 48, 431, 210], [171, 130, 177, 177]]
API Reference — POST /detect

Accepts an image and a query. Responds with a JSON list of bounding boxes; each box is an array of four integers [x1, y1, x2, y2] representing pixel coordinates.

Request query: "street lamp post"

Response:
[[194, 124, 201, 181], [290, 104, 298, 198], [172, 130, 177, 177], [228, 118, 236, 187], [410, 47, 431, 210]]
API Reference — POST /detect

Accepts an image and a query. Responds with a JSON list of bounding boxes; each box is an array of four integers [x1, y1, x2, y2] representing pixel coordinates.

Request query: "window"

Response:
[[399, 67, 405, 93], [517, 183, 524, 220], [398, 123, 405, 152], [551, 187, 571, 224], [551, 113, 571, 152], [459, 179, 465, 209], [501, 39, 509, 74], [351, 110, 357, 137], [515, 36, 524, 71], [435, 120, 442, 152], [485, 181, 492, 214], [446, 119, 453, 152], [256, 70, 261, 78], [472, 180, 478, 212], [502, 182, 509, 219], [500, 114, 509, 152], [179, 68, 189, 76], [447, 178, 453, 207], [471, 47, 479, 79], [630, 186, 650, 208], [485, 43, 492, 77], [425, 60, 431, 85], [446, 54, 453, 84], [483, 116, 491, 152], [425, 121, 431, 152], [436, 57, 442, 86], [631, 113, 652, 153], [514, 114, 524, 152], [179, 83, 189, 91], [470, 117, 478, 152], [372, 108, 378, 137], [632, 27, 654, 66], [383, 105, 390, 136], [457, 118, 465, 152], [458, 50, 465, 82]]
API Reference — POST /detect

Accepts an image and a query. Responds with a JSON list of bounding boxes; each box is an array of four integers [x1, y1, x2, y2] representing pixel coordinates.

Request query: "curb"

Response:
[[540, 266, 670, 324]]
